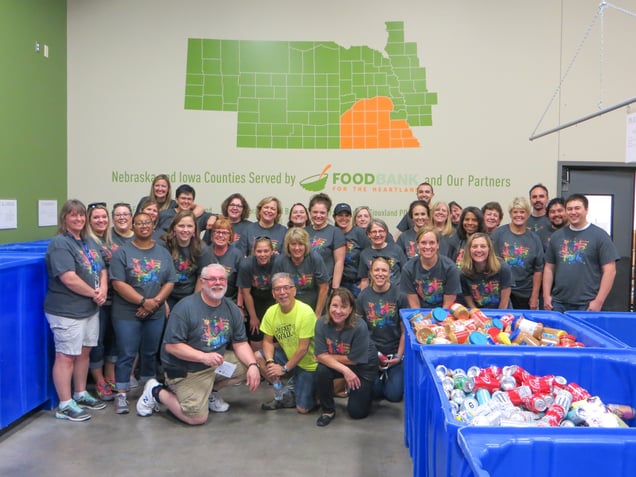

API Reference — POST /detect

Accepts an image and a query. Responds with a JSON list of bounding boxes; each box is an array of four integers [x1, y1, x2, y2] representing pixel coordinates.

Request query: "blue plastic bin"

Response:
[[458, 426, 636, 477], [0, 239, 51, 253], [400, 308, 629, 464], [417, 348, 636, 477], [565, 311, 636, 348], [0, 252, 55, 429]]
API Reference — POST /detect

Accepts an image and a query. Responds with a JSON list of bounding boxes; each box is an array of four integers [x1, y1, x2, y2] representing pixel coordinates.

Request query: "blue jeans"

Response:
[[261, 347, 316, 410], [551, 299, 588, 313], [341, 280, 362, 298], [113, 317, 165, 391], [373, 362, 404, 402], [89, 304, 117, 369]]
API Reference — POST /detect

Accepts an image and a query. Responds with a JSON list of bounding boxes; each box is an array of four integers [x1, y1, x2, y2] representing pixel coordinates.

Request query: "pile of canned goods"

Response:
[[408, 303, 585, 347], [436, 363, 634, 427]]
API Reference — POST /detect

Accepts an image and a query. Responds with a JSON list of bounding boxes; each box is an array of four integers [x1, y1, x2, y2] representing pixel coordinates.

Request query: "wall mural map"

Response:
[[184, 21, 437, 149]]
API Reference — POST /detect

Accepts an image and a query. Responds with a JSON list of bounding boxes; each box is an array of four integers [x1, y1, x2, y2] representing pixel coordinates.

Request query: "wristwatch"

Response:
[[282, 364, 289, 373]]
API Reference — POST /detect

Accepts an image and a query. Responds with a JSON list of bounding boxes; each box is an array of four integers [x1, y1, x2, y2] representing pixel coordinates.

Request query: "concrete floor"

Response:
[[0, 382, 412, 477]]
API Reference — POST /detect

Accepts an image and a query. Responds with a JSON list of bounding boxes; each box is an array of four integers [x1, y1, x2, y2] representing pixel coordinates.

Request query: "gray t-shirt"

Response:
[[214, 246, 243, 300], [342, 226, 369, 282], [109, 241, 177, 320], [356, 284, 409, 355], [401, 255, 462, 307], [545, 224, 619, 306], [44, 233, 105, 319], [491, 225, 544, 297], [162, 242, 217, 300], [272, 252, 329, 310], [305, 224, 346, 282], [358, 243, 408, 288], [396, 228, 418, 259], [161, 294, 247, 374], [236, 222, 287, 256], [460, 259, 514, 308]]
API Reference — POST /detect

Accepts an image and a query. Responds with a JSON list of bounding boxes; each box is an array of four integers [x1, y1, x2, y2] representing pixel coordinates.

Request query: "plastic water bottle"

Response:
[[273, 378, 284, 401]]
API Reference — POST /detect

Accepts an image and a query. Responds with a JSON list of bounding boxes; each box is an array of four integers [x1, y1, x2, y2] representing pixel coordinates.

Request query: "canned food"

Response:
[[475, 388, 491, 405], [499, 375, 516, 391], [607, 404, 636, 420], [467, 365, 482, 378], [522, 395, 547, 413], [435, 364, 449, 379], [450, 388, 466, 405], [473, 374, 500, 393], [450, 302, 469, 319], [454, 375, 475, 393]]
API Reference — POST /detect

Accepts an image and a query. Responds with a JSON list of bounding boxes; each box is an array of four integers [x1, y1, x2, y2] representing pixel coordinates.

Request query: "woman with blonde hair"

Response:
[[460, 232, 512, 309], [273, 227, 329, 317]]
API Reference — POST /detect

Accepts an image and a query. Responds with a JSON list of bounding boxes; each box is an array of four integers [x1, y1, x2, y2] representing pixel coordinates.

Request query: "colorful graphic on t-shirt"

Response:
[[325, 337, 350, 355], [500, 241, 529, 268], [293, 273, 314, 290], [469, 280, 501, 307], [415, 278, 444, 306], [405, 240, 417, 259], [251, 273, 271, 290], [363, 299, 398, 328], [175, 256, 195, 282], [201, 316, 230, 349], [558, 239, 589, 265], [131, 257, 163, 284], [310, 237, 328, 251], [345, 240, 355, 263], [455, 248, 465, 267]]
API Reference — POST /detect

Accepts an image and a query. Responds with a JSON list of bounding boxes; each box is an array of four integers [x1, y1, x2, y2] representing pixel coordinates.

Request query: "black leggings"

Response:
[[315, 363, 373, 419]]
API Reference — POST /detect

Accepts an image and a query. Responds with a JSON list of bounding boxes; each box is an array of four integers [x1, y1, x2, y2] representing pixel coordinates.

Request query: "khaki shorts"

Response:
[[45, 311, 99, 355], [164, 351, 247, 420]]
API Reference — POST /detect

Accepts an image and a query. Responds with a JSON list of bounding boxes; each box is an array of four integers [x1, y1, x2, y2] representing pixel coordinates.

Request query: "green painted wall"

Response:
[[0, 0, 67, 244]]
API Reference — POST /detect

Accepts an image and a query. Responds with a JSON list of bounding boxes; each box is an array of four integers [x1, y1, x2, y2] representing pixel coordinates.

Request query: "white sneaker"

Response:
[[136, 378, 160, 417], [208, 391, 230, 413]]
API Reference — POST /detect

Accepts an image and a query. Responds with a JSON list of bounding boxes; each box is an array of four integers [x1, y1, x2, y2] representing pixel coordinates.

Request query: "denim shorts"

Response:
[[46, 311, 99, 355]]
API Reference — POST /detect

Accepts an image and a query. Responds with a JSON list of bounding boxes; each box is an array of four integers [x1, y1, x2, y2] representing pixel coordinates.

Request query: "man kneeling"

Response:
[[255, 273, 317, 413], [136, 264, 260, 425]]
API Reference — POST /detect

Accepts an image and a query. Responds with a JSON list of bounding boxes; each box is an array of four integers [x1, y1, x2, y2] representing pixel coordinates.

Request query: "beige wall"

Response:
[[67, 0, 634, 226]]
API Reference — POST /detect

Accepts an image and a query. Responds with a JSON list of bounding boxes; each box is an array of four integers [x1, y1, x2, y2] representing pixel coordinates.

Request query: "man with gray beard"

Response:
[[136, 263, 261, 425]]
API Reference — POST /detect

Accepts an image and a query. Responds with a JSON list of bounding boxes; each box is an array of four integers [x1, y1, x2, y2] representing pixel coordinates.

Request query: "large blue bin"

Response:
[[565, 311, 636, 348], [417, 348, 636, 477], [458, 426, 636, 477], [0, 252, 55, 429], [400, 307, 628, 467], [0, 239, 51, 253]]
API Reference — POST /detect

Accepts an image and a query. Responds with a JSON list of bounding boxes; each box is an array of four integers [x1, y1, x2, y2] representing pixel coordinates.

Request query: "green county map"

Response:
[[184, 21, 437, 149]]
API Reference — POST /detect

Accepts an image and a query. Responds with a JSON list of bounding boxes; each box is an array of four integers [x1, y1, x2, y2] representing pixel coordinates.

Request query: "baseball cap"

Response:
[[333, 203, 352, 215]]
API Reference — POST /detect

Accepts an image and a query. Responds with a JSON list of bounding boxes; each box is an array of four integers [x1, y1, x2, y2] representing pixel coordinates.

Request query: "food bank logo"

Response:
[[299, 164, 418, 193]]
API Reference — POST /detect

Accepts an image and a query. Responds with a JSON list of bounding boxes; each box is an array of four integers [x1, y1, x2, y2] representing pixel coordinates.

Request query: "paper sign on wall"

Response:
[[38, 200, 58, 227], [0, 200, 18, 230]]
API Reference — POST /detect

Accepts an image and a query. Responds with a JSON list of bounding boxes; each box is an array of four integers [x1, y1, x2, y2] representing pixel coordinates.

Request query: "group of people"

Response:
[[44, 175, 619, 427]]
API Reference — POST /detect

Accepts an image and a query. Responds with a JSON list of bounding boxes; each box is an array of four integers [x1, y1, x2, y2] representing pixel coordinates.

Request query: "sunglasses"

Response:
[[87, 202, 107, 210]]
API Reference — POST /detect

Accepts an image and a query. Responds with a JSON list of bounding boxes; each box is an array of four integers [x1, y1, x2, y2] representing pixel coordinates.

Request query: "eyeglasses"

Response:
[[201, 276, 227, 283], [114, 212, 132, 218], [228, 203, 244, 208], [88, 202, 107, 210], [272, 285, 295, 293], [214, 230, 231, 235], [133, 221, 154, 227], [369, 230, 387, 235]]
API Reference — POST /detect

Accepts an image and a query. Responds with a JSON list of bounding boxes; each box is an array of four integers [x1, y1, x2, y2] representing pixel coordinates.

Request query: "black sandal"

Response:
[[316, 413, 335, 427]]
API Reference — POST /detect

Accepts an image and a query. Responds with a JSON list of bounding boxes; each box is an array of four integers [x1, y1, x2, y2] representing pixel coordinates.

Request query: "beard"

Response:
[[204, 286, 227, 301]]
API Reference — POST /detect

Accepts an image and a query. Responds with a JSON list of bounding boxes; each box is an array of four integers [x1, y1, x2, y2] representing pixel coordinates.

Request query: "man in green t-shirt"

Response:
[[256, 273, 317, 413]]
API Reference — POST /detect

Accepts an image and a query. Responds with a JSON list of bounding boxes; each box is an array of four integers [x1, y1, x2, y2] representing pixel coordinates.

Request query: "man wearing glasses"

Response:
[[255, 273, 318, 413], [135, 264, 261, 425]]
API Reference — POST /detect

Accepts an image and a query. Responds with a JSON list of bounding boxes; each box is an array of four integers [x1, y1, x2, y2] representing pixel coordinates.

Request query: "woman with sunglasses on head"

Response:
[[85, 202, 118, 402], [358, 219, 408, 291], [314, 288, 379, 426], [161, 210, 216, 311], [401, 226, 462, 309], [237, 196, 287, 256], [306, 193, 346, 289], [460, 232, 513, 309], [237, 236, 277, 350], [287, 202, 312, 228], [273, 227, 330, 317], [109, 212, 177, 415], [44, 199, 108, 422], [357, 257, 408, 403]]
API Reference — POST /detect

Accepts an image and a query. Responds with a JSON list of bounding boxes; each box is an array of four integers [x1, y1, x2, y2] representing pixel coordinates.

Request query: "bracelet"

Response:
[[248, 362, 260, 369], [139, 297, 146, 306], [265, 359, 275, 364]]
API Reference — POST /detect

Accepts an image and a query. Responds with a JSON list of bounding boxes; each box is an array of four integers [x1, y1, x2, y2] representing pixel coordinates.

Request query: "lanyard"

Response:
[[68, 233, 102, 289]]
